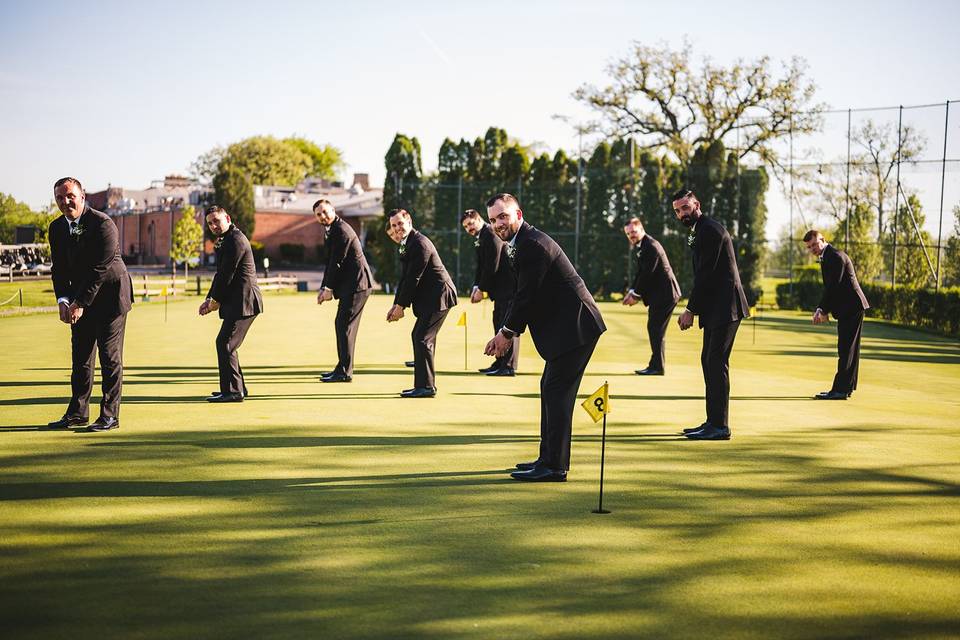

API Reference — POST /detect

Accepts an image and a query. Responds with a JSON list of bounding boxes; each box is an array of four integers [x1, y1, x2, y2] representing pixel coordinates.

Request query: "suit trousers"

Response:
[[412, 309, 450, 389], [646, 301, 677, 371], [538, 337, 599, 470], [67, 310, 127, 419], [492, 297, 520, 370], [334, 289, 371, 376], [701, 320, 741, 428], [832, 310, 864, 394], [216, 316, 256, 395]]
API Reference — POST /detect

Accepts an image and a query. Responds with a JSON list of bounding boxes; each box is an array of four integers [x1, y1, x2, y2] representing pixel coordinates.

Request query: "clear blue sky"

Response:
[[2, 0, 958, 236]]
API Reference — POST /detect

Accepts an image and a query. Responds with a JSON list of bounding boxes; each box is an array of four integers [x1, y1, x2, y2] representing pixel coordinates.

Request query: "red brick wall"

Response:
[[115, 208, 200, 265], [252, 211, 363, 262]]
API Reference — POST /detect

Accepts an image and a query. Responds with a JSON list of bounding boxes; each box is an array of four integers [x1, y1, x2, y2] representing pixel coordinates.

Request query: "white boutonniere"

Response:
[[635, 246, 643, 259], [214, 236, 224, 250], [69, 223, 85, 239], [474, 237, 481, 248], [687, 231, 696, 247], [399, 243, 406, 256], [506, 244, 517, 261]]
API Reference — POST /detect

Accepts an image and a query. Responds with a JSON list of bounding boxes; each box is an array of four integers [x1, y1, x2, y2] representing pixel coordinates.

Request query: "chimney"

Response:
[[352, 173, 370, 191]]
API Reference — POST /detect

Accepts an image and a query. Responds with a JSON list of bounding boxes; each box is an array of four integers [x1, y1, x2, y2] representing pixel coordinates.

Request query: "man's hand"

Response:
[[812, 309, 829, 325], [622, 292, 640, 306], [678, 309, 694, 331], [386, 304, 405, 322], [199, 298, 220, 316], [484, 331, 512, 358], [58, 301, 71, 324], [470, 288, 483, 304], [67, 302, 83, 324], [317, 288, 334, 305]]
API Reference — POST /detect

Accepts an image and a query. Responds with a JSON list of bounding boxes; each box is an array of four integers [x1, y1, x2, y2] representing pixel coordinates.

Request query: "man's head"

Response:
[[388, 208, 413, 240], [671, 188, 701, 228], [623, 217, 645, 245], [486, 193, 523, 242], [54, 177, 85, 221], [385, 223, 400, 244], [803, 229, 827, 257], [313, 199, 336, 225], [205, 205, 232, 236], [461, 209, 484, 236]]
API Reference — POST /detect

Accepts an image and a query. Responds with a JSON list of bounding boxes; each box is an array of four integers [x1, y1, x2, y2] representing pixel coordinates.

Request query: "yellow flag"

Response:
[[456, 311, 467, 327], [161, 286, 168, 297], [749, 306, 757, 317], [581, 382, 609, 423]]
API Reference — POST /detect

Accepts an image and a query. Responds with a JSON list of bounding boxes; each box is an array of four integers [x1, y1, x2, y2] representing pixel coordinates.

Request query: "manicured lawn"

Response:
[[1, 294, 958, 639]]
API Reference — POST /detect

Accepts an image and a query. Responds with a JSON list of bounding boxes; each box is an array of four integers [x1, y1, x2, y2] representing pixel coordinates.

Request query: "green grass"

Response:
[[1, 294, 958, 639]]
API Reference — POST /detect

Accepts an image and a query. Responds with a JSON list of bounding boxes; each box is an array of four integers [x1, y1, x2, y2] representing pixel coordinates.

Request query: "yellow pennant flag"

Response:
[[456, 311, 467, 327], [161, 286, 168, 297], [581, 382, 609, 423]]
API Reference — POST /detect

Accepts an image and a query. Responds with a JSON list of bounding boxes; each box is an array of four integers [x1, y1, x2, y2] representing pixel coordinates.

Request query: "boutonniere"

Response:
[[70, 223, 85, 239], [214, 236, 225, 250], [474, 237, 481, 248], [687, 231, 696, 247], [399, 243, 406, 256], [506, 244, 517, 261], [635, 246, 643, 258]]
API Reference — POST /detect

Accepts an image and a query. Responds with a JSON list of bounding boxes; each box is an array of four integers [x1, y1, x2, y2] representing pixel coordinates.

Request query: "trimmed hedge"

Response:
[[776, 275, 960, 337]]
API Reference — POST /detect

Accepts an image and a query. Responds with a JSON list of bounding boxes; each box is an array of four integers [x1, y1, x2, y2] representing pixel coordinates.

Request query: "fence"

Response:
[[133, 274, 299, 298]]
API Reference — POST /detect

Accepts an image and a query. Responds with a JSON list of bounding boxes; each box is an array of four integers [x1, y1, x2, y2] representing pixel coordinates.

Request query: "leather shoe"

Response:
[[486, 367, 515, 377], [210, 389, 248, 398], [682, 422, 710, 434], [404, 360, 415, 368], [207, 392, 243, 403], [510, 465, 567, 482], [635, 367, 664, 376], [685, 424, 731, 440], [515, 460, 540, 471], [321, 373, 352, 383], [478, 364, 499, 373], [815, 391, 848, 400], [86, 416, 120, 432], [46, 415, 88, 429], [400, 387, 436, 398]]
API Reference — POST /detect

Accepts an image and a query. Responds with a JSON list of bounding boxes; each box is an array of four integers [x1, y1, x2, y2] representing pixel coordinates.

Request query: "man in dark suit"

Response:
[[804, 229, 870, 400], [314, 199, 373, 382], [46, 177, 133, 432], [386, 209, 458, 398], [484, 194, 606, 482], [674, 189, 749, 441], [386, 224, 416, 368], [199, 205, 263, 403], [462, 208, 519, 376], [622, 216, 681, 376]]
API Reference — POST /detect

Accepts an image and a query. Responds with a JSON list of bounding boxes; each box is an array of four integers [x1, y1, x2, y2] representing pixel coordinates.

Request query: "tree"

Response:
[[575, 40, 823, 173], [0, 193, 55, 243], [834, 201, 882, 283], [941, 205, 960, 288], [170, 206, 204, 282], [218, 136, 312, 187], [373, 133, 423, 287], [887, 193, 936, 288], [282, 137, 345, 180], [212, 165, 255, 237]]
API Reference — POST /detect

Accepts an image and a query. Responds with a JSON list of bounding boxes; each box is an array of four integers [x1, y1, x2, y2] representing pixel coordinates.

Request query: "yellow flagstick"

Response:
[[161, 285, 169, 323], [581, 381, 611, 514], [456, 311, 467, 370]]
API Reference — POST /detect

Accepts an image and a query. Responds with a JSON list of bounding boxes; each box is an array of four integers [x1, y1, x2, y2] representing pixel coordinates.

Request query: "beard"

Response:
[[680, 214, 696, 227]]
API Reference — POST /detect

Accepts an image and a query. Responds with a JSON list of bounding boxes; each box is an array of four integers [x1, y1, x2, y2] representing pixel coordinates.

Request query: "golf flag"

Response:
[[456, 311, 467, 327], [161, 286, 168, 296], [581, 382, 609, 423]]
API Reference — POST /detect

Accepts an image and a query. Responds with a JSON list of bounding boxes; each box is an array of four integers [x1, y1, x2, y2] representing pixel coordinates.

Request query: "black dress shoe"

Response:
[[681, 422, 710, 434], [400, 387, 436, 398], [478, 364, 499, 373], [515, 460, 541, 471], [486, 367, 515, 377], [815, 391, 848, 400], [510, 466, 567, 482], [46, 415, 88, 429], [86, 417, 119, 432], [207, 392, 244, 403], [685, 424, 731, 440], [210, 389, 249, 398], [321, 373, 352, 383], [319, 371, 336, 378], [404, 360, 415, 368], [635, 367, 665, 376]]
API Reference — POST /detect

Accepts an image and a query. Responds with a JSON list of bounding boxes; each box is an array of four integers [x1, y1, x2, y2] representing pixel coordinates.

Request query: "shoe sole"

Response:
[[510, 475, 567, 482]]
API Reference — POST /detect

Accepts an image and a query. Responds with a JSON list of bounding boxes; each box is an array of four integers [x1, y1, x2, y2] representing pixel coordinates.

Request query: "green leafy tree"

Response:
[[170, 206, 204, 281], [833, 201, 882, 283], [219, 136, 312, 187], [887, 194, 936, 288], [941, 205, 960, 287], [373, 133, 423, 287], [212, 165, 255, 237], [282, 137, 345, 180], [734, 165, 768, 306], [0, 193, 55, 244], [582, 141, 619, 294]]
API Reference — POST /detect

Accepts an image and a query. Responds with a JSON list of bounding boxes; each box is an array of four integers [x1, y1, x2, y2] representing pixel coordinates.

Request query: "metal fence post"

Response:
[[935, 100, 951, 292], [892, 105, 903, 286]]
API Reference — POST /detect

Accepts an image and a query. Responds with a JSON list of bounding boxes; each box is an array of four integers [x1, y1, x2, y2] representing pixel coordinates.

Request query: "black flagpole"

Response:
[[592, 383, 610, 514]]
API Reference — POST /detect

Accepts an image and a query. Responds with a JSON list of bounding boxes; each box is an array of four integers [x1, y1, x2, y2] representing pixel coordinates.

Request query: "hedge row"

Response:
[[776, 278, 960, 337]]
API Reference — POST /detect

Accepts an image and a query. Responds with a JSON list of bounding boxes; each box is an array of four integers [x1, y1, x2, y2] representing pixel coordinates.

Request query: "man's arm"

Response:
[[817, 251, 841, 314], [320, 224, 350, 292], [501, 240, 550, 335], [207, 235, 242, 303], [394, 239, 428, 308], [685, 224, 723, 316]]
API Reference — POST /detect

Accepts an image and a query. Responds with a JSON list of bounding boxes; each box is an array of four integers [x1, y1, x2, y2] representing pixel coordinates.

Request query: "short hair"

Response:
[[388, 208, 411, 220], [670, 187, 696, 202], [624, 216, 643, 229], [204, 205, 228, 218], [803, 229, 824, 242], [460, 209, 482, 223], [485, 193, 521, 209], [54, 176, 84, 192], [313, 199, 333, 212]]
